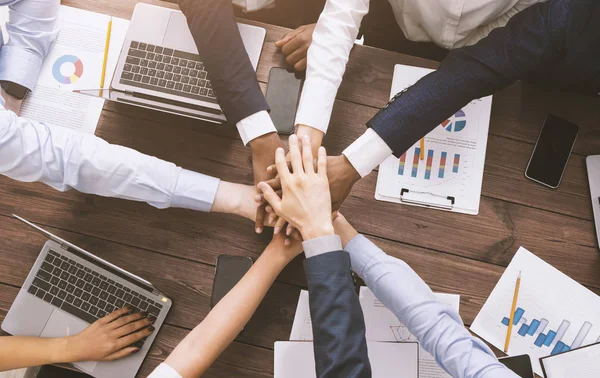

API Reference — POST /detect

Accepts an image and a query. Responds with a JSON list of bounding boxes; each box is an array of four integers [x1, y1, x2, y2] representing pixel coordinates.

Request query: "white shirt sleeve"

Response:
[[235, 110, 277, 146], [0, 108, 219, 212], [342, 128, 392, 177], [147, 363, 183, 378], [294, 0, 369, 133]]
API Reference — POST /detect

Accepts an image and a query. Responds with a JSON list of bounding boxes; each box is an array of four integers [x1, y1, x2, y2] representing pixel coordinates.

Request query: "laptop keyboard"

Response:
[[28, 250, 163, 347], [120, 41, 218, 104]]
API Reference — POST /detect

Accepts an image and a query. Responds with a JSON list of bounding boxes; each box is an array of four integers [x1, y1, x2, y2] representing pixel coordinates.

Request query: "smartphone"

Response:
[[525, 115, 579, 188], [265, 67, 303, 134], [210, 255, 253, 308], [499, 355, 534, 378]]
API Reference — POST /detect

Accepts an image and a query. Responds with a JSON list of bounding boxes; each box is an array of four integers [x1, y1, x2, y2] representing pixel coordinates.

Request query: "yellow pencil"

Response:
[[419, 138, 425, 160], [99, 17, 112, 95], [504, 271, 522, 353]]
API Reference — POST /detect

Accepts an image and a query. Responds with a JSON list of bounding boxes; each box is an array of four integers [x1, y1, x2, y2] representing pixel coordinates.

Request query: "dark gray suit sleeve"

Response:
[[303, 251, 371, 378], [178, 0, 269, 125], [367, 0, 569, 157]]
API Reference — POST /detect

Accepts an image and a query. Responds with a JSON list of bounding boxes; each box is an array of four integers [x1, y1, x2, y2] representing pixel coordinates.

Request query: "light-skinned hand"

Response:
[[258, 134, 334, 240], [275, 23, 316, 71], [66, 307, 154, 362]]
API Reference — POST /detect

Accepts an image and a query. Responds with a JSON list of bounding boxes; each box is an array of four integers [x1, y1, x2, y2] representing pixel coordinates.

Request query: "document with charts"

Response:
[[375, 64, 493, 215], [471, 247, 600, 376], [0, 6, 128, 134]]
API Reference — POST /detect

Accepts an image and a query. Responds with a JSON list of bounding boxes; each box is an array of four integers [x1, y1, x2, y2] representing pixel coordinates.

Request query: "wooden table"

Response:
[[2, 0, 600, 376]]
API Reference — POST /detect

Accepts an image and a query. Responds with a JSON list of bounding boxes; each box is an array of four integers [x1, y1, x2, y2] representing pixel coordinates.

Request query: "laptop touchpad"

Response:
[[164, 12, 199, 54], [41, 310, 98, 373]]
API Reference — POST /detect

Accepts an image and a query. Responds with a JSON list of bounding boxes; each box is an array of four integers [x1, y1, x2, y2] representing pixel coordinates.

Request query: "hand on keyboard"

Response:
[[64, 306, 155, 362]]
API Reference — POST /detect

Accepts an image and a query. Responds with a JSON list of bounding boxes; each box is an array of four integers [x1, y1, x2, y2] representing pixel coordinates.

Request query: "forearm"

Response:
[[0, 336, 72, 371], [164, 246, 289, 378]]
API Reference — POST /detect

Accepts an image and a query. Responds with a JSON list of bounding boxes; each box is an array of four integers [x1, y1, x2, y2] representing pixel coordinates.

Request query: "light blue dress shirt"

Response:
[[345, 234, 519, 378], [0, 0, 60, 91]]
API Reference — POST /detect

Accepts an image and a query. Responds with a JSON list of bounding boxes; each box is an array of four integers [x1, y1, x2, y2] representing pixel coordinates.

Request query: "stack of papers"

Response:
[[541, 342, 600, 378], [0, 6, 129, 134], [375, 64, 493, 215], [289, 287, 460, 378]]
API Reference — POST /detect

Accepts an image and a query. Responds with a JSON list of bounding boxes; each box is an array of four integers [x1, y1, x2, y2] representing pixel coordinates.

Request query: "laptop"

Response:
[[94, 3, 266, 123], [586, 155, 600, 247], [1, 215, 172, 378]]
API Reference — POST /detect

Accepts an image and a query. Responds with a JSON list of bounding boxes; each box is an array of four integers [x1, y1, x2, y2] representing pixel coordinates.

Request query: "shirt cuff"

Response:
[[344, 234, 386, 277], [171, 169, 220, 212], [0, 46, 43, 91], [302, 235, 342, 259], [147, 363, 183, 378], [342, 128, 393, 177], [294, 76, 338, 134], [235, 110, 277, 146]]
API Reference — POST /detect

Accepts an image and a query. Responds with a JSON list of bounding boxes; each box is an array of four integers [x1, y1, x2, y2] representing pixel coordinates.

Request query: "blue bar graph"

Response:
[[500, 307, 595, 355]]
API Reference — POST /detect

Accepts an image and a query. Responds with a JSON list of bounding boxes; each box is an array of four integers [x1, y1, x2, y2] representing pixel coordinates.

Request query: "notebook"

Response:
[[540, 342, 600, 378]]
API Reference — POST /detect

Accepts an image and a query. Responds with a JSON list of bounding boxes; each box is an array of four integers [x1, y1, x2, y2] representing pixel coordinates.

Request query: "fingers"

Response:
[[294, 57, 307, 71], [108, 310, 147, 331], [273, 217, 287, 235], [275, 147, 291, 180], [281, 36, 303, 57], [116, 325, 154, 350], [113, 315, 153, 338], [286, 223, 294, 236], [103, 346, 140, 361], [301, 135, 315, 173], [317, 146, 327, 178], [285, 46, 307, 67], [275, 27, 301, 48], [255, 204, 266, 234], [288, 135, 304, 174], [257, 182, 283, 213], [99, 306, 131, 325]]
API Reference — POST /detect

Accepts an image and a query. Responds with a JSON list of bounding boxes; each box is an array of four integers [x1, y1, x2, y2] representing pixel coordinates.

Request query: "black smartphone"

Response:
[[525, 114, 579, 188], [210, 255, 253, 309], [265, 67, 303, 135], [499, 355, 534, 378]]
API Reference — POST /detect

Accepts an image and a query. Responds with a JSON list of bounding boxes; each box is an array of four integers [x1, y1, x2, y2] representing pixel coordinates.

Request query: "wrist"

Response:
[[249, 132, 282, 153], [54, 336, 80, 363], [301, 222, 335, 241]]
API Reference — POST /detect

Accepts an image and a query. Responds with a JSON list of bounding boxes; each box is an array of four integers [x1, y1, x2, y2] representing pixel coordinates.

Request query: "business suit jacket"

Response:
[[178, 0, 269, 125], [367, 0, 600, 157], [304, 251, 371, 378]]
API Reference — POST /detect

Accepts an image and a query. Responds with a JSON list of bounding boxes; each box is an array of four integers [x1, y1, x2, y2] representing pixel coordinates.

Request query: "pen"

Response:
[[504, 271, 522, 353], [419, 138, 425, 160], [99, 17, 112, 95]]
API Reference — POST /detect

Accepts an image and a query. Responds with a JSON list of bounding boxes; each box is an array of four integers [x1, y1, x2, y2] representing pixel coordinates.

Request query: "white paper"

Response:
[[375, 64, 493, 215], [18, 6, 129, 134], [275, 341, 418, 378], [290, 288, 460, 378], [471, 247, 600, 376], [541, 343, 600, 378]]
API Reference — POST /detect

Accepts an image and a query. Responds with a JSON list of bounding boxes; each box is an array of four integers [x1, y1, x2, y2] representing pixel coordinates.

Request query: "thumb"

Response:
[[258, 182, 283, 213]]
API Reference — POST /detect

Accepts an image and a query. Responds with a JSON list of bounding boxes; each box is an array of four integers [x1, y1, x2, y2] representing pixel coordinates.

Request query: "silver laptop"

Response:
[[1, 215, 172, 378], [587, 156, 600, 247], [104, 3, 266, 123]]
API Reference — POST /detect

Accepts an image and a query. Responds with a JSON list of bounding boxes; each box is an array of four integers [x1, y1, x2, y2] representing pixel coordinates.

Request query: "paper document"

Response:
[[290, 288, 460, 378], [375, 64, 493, 215], [541, 342, 600, 378], [275, 341, 418, 378], [0, 6, 129, 134], [471, 247, 600, 376]]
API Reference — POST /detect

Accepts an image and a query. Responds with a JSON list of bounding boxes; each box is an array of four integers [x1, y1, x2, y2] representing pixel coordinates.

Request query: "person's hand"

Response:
[[295, 124, 323, 156], [267, 232, 304, 264], [275, 23, 316, 71], [249, 132, 285, 234], [258, 134, 333, 240], [65, 307, 154, 362], [1, 88, 23, 115], [211, 182, 277, 228], [332, 212, 359, 247]]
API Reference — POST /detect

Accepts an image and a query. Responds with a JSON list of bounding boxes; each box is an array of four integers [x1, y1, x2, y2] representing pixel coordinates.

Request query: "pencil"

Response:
[[504, 271, 522, 353], [419, 138, 425, 160], [99, 17, 112, 95]]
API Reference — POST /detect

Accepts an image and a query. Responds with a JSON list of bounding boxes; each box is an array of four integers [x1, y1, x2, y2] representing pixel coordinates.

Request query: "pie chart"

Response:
[[441, 109, 466, 132], [52, 54, 84, 84]]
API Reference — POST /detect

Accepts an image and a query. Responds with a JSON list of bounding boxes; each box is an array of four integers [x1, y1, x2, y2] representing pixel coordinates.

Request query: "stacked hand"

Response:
[[275, 24, 316, 72]]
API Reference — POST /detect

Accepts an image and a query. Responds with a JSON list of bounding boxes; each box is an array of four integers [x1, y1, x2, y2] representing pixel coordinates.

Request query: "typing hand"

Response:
[[1, 88, 23, 115], [66, 307, 154, 362], [275, 23, 316, 71], [258, 134, 333, 241]]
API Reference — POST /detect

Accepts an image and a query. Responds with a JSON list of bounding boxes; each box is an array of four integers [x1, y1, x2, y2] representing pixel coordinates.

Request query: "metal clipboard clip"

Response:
[[400, 189, 455, 210]]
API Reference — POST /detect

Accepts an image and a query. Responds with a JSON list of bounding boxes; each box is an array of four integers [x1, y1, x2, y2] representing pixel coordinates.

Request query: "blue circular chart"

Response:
[[52, 54, 84, 84]]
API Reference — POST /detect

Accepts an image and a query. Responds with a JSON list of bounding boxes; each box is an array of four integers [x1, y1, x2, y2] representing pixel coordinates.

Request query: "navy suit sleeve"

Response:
[[178, 0, 269, 125], [368, 0, 569, 157], [303, 251, 371, 378]]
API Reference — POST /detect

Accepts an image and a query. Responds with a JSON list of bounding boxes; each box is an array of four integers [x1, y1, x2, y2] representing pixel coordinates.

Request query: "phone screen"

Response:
[[265, 67, 303, 134], [210, 255, 253, 308], [525, 115, 578, 188], [499, 355, 534, 378]]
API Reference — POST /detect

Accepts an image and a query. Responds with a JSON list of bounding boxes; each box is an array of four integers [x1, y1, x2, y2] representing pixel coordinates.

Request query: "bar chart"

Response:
[[397, 149, 461, 180], [501, 307, 597, 356]]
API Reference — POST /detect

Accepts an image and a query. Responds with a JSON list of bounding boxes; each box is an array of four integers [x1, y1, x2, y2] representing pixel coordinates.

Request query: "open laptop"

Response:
[[587, 155, 600, 247], [1, 215, 172, 378], [85, 3, 266, 123]]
